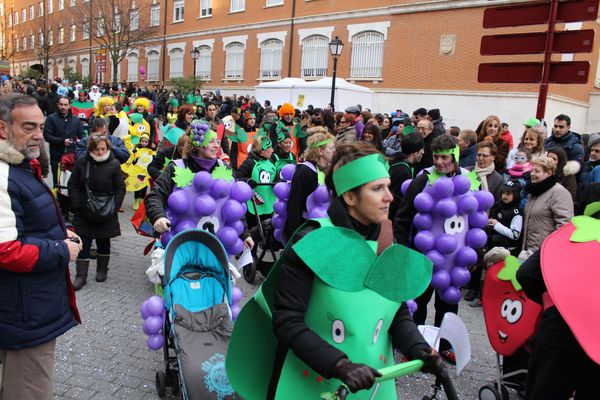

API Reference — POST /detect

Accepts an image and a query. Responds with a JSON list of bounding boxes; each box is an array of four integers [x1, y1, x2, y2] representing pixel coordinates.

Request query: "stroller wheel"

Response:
[[242, 258, 257, 283], [168, 370, 180, 397], [155, 371, 167, 397], [479, 383, 509, 400]]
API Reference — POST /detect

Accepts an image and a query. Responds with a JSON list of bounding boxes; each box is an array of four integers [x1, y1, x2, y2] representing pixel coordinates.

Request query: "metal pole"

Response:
[[330, 57, 338, 112], [536, 0, 559, 120]]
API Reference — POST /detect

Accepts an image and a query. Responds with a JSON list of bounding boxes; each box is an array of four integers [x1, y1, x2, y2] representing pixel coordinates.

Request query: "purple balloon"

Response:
[[435, 234, 458, 254], [435, 198, 458, 218], [469, 211, 489, 229], [306, 193, 317, 211], [165, 210, 179, 227], [227, 238, 244, 256], [313, 185, 329, 205], [413, 213, 433, 231], [280, 164, 297, 181], [230, 181, 253, 203], [455, 247, 478, 268], [407, 300, 418, 315], [217, 227, 238, 248], [274, 228, 283, 243], [222, 200, 245, 223], [147, 333, 164, 351], [273, 200, 287, 216], [229, 220, 245, 236], [231, 286, 243, 305], [441, 286, 463, 304], [307, 206, 328, 219], [167, 190, 190, 215], [140, 301, 150, 319], [457, 194, 479, 216], [401, 179, 412, 196], [160, 231, 173, 247], [466, 228, 488, 248], [194, 194, 217, 217], [193, 171, 213, 193], [475, 190, 495, 211], [414, 230, 435, 252], [231, 304, 241, 321], [146, 296, 164, 316], [432, 177, 454, 199], [143, 316, 163, 335], [175, 219, 196, 234], [453, 175, 471, 196], [414, 192, 434, 213], [431, 269, 451, 290], [273, 182, 291, 201], [450, 266, 471, 287], [426, 250, 445, 271], [210, 179, 231, 199], [272, 214, 284, 229]]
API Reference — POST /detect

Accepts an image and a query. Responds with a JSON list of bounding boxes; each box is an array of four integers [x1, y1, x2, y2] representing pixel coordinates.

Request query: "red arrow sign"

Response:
[[478, 61, 590, 84], [483, 0, 599, 28], [481, 29, 595, 55]]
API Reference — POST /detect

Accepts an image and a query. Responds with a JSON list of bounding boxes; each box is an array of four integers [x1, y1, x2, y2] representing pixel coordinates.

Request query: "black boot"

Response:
[[73, 259, 90, 291], [96, 254, 110, 282]]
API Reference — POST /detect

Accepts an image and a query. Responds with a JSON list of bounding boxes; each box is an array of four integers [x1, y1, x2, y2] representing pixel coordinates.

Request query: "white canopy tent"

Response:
[[255, 77, 374, 111]]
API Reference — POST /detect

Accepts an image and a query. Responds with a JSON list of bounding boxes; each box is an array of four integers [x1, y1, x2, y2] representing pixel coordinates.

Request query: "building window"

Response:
[[39, 2, 43, 17], [169, 48, 184, 78], [224, 42, 244, 79], [7, 14, 11, 27], [173, 0, 184, 22], [22, 36, 27, 51], [59, 26, 65, 44], [57, 60, 64, 79], [81, 57, 89, 78], [39, 29, 44, 46], [113, 13, 121, 33], [48, 0, 53, 14], [259, 39, 283, 79], [30, 34, 35, 49], [150, 5, 160, 26], [350, 31, 384, 79], [200, 0, 212, 17], [29, 5, 34, 20], [195, 45, 212, 79], [48, 29, 53, 45], [230, 0, 245, 12], [266, 0, 284, 5], [97, 16, 105, 37], [127, 52, 138, 82], [58, 0, 64, 11], [70, 0, 76, 6], [14, 36, 19, 52], [70, 24, 76, 41], [301, 35, 328, 78], [13, 11, 18, 25], [22, 9, 26, 22], [68, 59, 76, 75], [130, 10, 139, 31], [83, 20, 89, 39], [147, 50, 160, 80]]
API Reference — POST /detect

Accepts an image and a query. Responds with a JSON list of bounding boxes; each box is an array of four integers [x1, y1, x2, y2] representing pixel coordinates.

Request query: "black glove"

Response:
[[333, 358, 381, 393], [414, 347, 445, 376]]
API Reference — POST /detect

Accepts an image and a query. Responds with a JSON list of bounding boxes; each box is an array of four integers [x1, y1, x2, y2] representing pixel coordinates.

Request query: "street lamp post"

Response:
[[190, 46, 200, 78], [328, 36, 344, 112]]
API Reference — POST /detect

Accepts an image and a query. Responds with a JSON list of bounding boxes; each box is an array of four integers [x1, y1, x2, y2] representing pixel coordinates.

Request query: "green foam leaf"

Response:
[[583, 201, 600, 218], [212, 165, 234, 181], [570, 216, 600, 244], [497, 255, 522, 292], [163, 157, 171, 168], [467, 169, 481, 191], [235, 125, 248, 143], [427, 168, 444, 185], [172, 166, 194, 188], [129, 113, 143, 124], [294, 123, 307, 138]]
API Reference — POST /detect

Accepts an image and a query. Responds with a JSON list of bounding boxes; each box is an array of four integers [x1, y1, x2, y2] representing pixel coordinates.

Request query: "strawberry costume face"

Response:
[[482, 256, 542, 356]]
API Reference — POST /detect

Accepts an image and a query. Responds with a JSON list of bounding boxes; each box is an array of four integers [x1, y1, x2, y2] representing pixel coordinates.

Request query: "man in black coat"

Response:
[[388, 132, 424, 220], [415, 119, 442, 172]]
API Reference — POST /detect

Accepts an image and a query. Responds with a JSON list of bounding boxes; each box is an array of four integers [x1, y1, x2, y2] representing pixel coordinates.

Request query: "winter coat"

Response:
[[43, 111, 85, 160], [522, 182, 573, 252], [148, 145, 182, 180], [335, 125, 357, 145], [388, 155, 416, 220], [0, 141, 80, 350], [76, 135, 130, 164], [544, 131, 585, 165], [68, 153, 125, 239], [459, 145, 477, 169], [416, 130, 443, 173], [284, 162, 319, 238]]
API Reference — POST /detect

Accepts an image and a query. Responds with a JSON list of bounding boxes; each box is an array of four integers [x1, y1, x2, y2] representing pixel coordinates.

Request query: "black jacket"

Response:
[[283, 162, 318, 238], [68, 153, 125, 239], [43, 111, 85, 160], [269, 199, 431, 398], [147, 145, 182, 180], [416, 130, 443, 173], [389, 155, 416, 220]]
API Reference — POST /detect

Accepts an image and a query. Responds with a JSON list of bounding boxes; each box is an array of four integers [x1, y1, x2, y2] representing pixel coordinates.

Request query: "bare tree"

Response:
[[70, 0, 159, 85]]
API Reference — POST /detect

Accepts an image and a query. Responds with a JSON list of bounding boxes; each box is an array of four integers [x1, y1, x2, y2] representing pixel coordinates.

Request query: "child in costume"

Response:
[[227, 142, 445, 400], [133, 97, 158, 149], [506, 148, 532, 208], [271, 129, 297, 177], [131, 133, 154, 210]]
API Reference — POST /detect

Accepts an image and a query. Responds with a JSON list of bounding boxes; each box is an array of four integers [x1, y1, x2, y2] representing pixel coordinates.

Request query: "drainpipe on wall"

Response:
[[161, 0, 168, 86], [287, 0, 296, 77]]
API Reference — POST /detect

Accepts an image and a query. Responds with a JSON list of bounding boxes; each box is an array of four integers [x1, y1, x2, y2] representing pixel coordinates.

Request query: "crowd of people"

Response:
[[1, 74, 599, 400]]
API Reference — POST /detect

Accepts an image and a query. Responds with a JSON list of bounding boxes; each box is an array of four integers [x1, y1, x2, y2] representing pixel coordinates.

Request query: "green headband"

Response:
[[333, 153, 390, 195], [309, 138, 333, 149], [432, 145, 460, 164], [202, 130, 218, 146]]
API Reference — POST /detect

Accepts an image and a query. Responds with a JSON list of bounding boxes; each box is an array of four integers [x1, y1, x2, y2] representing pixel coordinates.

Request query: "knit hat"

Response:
[[401, 132, 424, 155], [501, 180, 522, 193], [139, 133, 150, 142], [524, 117, 541, 128]]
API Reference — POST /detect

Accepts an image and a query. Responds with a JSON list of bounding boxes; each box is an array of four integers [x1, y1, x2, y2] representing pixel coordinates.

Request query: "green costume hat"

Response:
[[169, 98, 179, 108], [332, 154, 390, 196], [128, 112, 144, 124]]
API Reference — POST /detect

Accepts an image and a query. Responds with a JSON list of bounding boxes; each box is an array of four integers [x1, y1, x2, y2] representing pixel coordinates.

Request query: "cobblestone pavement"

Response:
[[51, 192, 517, 400]]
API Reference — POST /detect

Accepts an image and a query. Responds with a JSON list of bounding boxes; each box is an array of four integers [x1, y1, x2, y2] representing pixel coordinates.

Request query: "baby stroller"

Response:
[[156, 229, 236, 400], [242, 181, 281, 283]]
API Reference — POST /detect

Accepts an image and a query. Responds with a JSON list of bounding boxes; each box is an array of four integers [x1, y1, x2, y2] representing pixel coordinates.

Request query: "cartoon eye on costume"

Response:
[[246, 143, 253, 153], [78, 113, 86, 119], [372, 319, 383, 344], [259, 171, 272, 183], [197, 216, 220, 235], [443, 216, 465, 235], [331, 320, 345, 344], [224, 121, 234, 131], [501, 299, 523, 324], [137, 125, 147, 133]]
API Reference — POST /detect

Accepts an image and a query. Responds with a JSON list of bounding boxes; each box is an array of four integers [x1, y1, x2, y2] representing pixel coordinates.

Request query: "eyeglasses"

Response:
[[476, 153, 493, 158]]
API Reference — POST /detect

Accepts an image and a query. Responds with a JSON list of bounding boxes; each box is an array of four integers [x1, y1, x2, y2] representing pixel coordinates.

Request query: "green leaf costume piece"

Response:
[[212, 165, 234, 181], [570, 215, 600, 244], [230, 124, 248, 143], [172, 166, 195, 188], [497, 255, 522, 292], [226, 219, 432, 400]]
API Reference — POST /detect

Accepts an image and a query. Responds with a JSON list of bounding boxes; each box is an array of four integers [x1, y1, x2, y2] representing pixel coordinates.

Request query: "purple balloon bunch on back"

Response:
[[272, 164, 330, 244], [162, 170, 253, 256], [140, 296, 166, 351], [231, 286, 243, 321], [402, 174, 493, 304]]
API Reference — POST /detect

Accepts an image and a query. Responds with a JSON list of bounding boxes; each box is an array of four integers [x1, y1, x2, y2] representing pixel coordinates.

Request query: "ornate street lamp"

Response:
[[328, 36, 344, 112]]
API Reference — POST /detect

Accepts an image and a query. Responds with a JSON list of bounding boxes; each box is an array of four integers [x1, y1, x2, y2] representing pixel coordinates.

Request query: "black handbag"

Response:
[[84, 161, 116, 222]]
